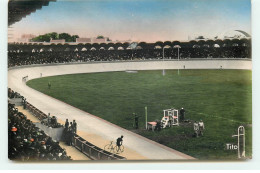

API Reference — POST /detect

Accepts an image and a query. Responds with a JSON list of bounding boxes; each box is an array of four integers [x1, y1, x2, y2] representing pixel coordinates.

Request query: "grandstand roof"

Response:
[[8, 0, 56, 26]]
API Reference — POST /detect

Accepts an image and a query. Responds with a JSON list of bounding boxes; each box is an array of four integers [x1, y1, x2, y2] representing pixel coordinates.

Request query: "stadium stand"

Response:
[[8, 89, 126, 160], [8, 88, 23, 99], [8, 101, 72, 161], [8, 0, 56, 26], [8, 39, 251, 67]]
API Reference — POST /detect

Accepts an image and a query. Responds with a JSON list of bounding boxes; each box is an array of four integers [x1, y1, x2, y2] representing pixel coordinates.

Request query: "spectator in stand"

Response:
[[22, 98, 27, 109], [8, 45, 250, 68], [50, 116, 57, 127]]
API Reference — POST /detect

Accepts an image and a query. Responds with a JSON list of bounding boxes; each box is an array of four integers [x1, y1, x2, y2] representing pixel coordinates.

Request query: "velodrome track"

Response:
[[8, 59, 252, 160]]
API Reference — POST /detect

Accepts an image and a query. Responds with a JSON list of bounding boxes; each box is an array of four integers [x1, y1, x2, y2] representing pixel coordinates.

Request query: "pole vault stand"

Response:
[[161, 108, 179, 128], [232, 126, 246, 159]]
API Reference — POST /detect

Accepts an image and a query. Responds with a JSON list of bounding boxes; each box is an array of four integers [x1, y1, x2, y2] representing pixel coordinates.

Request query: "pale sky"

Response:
[[9, 0, 251, 42]]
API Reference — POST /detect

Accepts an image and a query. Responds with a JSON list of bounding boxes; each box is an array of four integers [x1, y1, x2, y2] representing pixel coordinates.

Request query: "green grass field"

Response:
[[27, 69, 252, 160]]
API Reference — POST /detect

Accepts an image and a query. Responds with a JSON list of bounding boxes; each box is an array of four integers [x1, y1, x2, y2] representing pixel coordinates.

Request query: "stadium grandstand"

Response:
[[8, 91, 72, 161], [8, 0, 56, 26], [8, 38, 251, 67]]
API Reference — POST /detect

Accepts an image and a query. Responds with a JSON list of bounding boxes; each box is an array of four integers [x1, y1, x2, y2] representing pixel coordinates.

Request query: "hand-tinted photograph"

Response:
[[8, 0, 251, 162]]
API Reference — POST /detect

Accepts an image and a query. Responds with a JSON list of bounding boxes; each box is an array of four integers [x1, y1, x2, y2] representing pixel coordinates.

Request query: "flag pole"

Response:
[[145, 106, 148, 129]]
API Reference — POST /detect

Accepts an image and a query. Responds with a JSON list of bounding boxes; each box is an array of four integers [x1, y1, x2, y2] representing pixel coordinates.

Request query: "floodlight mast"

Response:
[[178, 47, 180, 61], [162, 46, 166, 76], [163, 46, 165, 61], [178, 47, 180, 75], [145, 107, 148, 129], [173, 45, 181, 75]]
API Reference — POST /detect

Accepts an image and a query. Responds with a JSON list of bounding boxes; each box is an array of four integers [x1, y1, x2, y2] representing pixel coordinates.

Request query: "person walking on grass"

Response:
[[198, 119, 205, 136], [133, 113, 139, 129], [48, 81, 51, 89], [193, 121, 199, 137]]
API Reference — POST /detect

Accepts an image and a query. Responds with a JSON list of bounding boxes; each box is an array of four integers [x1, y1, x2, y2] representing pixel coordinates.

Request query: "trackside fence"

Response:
[[73, 135, 125, 160], [26, 102, 126, 160], [26, 102, 48, 121]]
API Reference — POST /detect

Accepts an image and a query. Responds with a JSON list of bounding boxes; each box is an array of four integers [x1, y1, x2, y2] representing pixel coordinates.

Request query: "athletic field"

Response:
[[27, 69, 252, 160]]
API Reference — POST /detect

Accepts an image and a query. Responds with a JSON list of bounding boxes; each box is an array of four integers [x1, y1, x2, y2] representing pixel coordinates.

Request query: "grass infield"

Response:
[[27, 69, 252, 160]]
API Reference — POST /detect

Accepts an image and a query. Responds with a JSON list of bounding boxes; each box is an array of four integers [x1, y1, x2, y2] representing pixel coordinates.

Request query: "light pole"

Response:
[[174, 45, 181, 75], [177, 46, 180, 61], [145, 107, 148, 129], [162, 46, 168, 76], [162, 45, 171, 60], [173, 45, 181, 60], [163, 46, 165, 61]]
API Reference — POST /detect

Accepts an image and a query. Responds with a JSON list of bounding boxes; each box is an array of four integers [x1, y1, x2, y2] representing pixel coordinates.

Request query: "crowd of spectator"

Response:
[[8, 46, 250, 67], [8, 88, 23, 99], [8, 102, 71, 161]]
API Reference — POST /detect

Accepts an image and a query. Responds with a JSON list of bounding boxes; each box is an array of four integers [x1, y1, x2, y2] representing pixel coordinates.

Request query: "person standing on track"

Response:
[[72, 120, 77, 134], [65, 119, 69, 129]]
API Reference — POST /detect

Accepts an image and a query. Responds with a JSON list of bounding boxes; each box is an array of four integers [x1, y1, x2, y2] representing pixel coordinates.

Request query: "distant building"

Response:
[[50, 38, 65, 43], [112, 39, 132, 43], [17, 34, 36, 42], [76, 36, 110, 44], [76, 38, 91, 43], [92, 37, 109, 43]]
